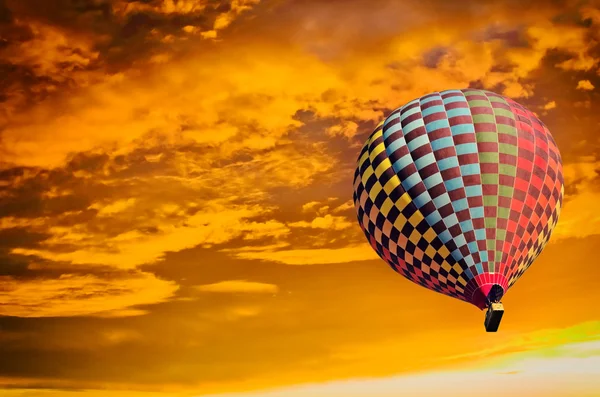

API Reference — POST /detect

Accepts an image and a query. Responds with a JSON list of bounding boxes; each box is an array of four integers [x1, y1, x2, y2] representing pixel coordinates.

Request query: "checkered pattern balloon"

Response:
[[353, 89, 564, 309]]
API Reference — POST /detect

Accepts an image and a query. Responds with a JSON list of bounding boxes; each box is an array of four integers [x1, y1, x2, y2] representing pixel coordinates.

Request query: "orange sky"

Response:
[[0, 0, 599, 396]]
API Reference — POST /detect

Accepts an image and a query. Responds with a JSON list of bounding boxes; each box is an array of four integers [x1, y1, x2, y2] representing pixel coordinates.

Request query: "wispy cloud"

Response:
[[0, 272, 178, 317], [288, 215, 353, 231], [195, 280, 279, 294], [233, 244, 379, 265], [552, 159, 600, 241]]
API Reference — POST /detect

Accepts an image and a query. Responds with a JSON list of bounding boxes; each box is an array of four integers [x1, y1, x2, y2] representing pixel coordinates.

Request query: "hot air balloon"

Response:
[[353, 89, 563, 332]]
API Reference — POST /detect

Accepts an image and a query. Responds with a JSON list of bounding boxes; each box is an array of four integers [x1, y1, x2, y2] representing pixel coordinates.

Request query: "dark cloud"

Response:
[[0, 153, 127, 220], [66, 152, 111, 174], [0, 0, 232, 65], [479, 26, 531, 48], [514, 49, 600, 162], [0, 1, 12, 25], [0, 228, 48, 250], [422, 47, 449, 69], [3, 0, 114, 29], [0, 170, 95, 218], [0, 0, 249, 117], [0, 250, 145, 280], [0, 229, 49, 278]]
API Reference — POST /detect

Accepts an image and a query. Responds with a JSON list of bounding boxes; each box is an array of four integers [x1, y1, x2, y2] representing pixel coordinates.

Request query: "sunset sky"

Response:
[[1, 0, 600, 396]]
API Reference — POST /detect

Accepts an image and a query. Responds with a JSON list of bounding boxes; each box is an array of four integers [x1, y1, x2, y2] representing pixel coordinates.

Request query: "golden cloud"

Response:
[[111, 0, 261, 41], [0, 272, 179, 317], [242, 220, 291, 240], [90, 198, 138, 217], [0, 19, 101, 127], [0, 45, 337, 169], [301, 198, 338, 214], [527, 22, 598, 72], [195, 280, 279, 294], [288, 214, 353, 231], [301, 201, 321, 213], [113, 0, 208, 15], [0, 216, 49, 230], [551, 159, 600, 242], [10, 204, 280, 268], [543, 100, 557, 110], [227, 305, 264, 318], [212, 0, 260, 31], [577, 79, 595, 90], [326, 121, 359, 139], [552, 188, 600, 241], [332, 200, 355, 214], [233, 243, 379, 265], [0, 20, 100, 83], [561, 158, 599, 185]]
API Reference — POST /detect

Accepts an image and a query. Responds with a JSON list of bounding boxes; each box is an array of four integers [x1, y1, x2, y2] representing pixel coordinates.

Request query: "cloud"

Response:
[[301, 201, 321, 212], [0, 216, 48, 230], [301, 198, 339, 215], [552, 188, 600, 241], [0, 17, 104, 125], [90, 198, 137, 216], [112, 0, 210, 15], [551, 159, 600, 241], [576, 79, 595, 90], [195, 280, 279, 294], [288, 215, 353, 231], [111, 0, 260, 38], [0, 141, 332, 274], [561, 158, 599, 187], [542, 100, 556, 110], [10, 203, 276, 268], [233, 244, 379, 265], [0, 40, 335, 167], [529, 22, 598, 72], [211, 0, 260, 32], [332, 200, 355, 214], [242, 220, 291, 240], [0, 19, 100, 83], [326, 121, 359, 139], [227, 305, 264, 318], [0, 272, 179, 317], [0, 0, 263, 135]]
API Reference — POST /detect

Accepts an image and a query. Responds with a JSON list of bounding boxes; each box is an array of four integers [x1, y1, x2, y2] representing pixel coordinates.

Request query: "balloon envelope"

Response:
[[353, 89, 563, 309]]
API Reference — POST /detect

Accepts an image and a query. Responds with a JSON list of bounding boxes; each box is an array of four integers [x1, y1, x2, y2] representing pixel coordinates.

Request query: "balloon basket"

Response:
[[484, 302, 504, 332]]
